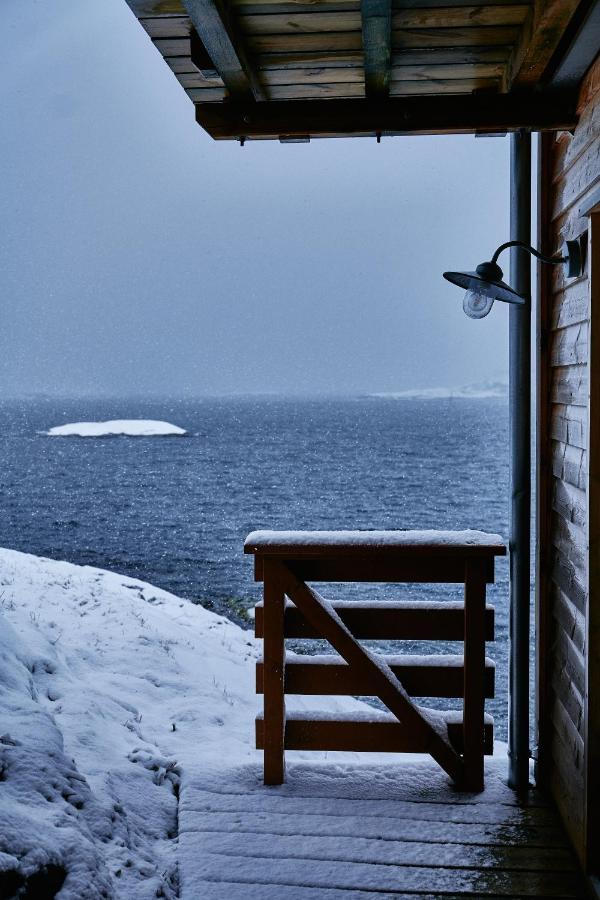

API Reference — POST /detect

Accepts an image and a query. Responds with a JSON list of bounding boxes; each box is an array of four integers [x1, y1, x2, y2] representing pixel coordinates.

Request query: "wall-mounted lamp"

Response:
[[441, 203, 584, 792], [443, 238, 584, 319]]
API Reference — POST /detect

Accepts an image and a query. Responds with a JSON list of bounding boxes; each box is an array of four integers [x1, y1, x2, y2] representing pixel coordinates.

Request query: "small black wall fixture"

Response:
[[443, 238, 584, 318], [442, 183, 585, 793]]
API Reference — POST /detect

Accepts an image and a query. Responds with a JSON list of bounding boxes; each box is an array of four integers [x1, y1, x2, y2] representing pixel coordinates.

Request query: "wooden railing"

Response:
[[245, 530, 506, 792]]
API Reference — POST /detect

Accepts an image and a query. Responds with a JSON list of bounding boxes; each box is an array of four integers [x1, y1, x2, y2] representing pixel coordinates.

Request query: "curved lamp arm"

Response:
[[491, 238, 584, 278], [490, 240, 567, 266]]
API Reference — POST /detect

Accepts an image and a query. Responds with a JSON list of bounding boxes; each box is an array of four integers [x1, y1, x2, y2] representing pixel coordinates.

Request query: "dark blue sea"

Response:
[[0, 396, 516, 736]]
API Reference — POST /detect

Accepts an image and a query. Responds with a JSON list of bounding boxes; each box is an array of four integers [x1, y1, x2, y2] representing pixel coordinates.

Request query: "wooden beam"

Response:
[[181, 0, 265, 100], [549, 0, 600, 88], [506, 0, 589, 90], [361, 0, 392, 96], [194, 90, 578, 139]]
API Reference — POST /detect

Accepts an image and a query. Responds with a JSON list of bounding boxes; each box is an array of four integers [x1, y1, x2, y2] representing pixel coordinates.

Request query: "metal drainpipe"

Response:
[[508, 129, 532, 792]]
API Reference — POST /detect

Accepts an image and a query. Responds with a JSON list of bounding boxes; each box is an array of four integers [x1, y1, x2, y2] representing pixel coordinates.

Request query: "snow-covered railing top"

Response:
[[244, 529, 506, 557]]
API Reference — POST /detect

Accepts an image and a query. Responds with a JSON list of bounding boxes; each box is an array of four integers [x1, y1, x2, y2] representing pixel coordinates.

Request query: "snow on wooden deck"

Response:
[[179, 758, 583, 899]]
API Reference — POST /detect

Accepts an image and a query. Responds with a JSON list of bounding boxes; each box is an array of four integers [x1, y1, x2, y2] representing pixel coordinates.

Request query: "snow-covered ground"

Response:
[[44, 420, 187, 437], [0, 549, 372, 899]]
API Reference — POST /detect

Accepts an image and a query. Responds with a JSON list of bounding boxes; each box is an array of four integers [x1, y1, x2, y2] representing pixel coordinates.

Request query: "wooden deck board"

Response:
[[179, 760, 583, 898]]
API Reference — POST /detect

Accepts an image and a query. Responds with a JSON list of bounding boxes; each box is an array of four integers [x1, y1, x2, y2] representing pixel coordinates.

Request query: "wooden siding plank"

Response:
[[550, 541, 587, 614], [551, 620, 587, 695], [552, 478, 586, 528], [550, 583, 586, 657], [551, 103, 600, 185], [550, 657, 584, 732], [551, 694, 585, 768], [551, 136, 600, 221], [550, 363, 588, 405], [550, 321, 588, 366], [550, 511, 587, 571], [551, 438, 587, 490], [550, 280, 589, 329], [550, 402, 587, 449]]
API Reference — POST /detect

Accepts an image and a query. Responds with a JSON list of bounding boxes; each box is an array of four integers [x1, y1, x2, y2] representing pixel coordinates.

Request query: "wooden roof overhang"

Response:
[[125, 0, 599, 139]]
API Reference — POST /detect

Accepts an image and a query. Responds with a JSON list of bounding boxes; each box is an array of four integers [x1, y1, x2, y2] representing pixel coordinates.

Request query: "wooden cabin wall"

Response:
[[538, 53, 600, 868]]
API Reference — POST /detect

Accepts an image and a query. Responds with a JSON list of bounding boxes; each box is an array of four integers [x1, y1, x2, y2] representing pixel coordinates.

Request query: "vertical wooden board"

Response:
[[262, 559, 286, 784], [463, 559, 487, 792]]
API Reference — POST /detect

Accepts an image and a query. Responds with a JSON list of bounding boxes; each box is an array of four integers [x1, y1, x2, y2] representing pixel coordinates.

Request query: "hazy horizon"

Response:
[[1, 0, 514, 398]]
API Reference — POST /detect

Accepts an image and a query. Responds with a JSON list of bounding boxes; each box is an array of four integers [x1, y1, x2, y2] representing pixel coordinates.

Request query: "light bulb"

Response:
[[463, 289, 494, 319]]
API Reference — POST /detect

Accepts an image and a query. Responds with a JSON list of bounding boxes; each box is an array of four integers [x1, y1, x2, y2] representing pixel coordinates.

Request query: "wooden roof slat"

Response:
[[140, 14, 191, 36], [505, 0, 588, 89], [391, 75, 502, 90], [238, 6, 529, 32], [255, 45, 512, 67], [266, 81, 367, 94], [194, 90, 578, 138], [361, 0, 393, 95], [245, 25, 522, 51], [256, 60, 505, 83], [126, 0, 185, 13], [181, 0, 266, 99]]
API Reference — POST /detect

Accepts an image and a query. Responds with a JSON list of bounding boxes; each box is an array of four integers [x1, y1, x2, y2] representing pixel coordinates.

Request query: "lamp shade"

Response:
[[443, 260, 526, 306]]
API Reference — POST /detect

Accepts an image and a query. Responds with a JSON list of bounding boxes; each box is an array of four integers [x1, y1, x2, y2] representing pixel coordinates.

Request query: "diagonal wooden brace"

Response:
[[278, 561, 465, 784]]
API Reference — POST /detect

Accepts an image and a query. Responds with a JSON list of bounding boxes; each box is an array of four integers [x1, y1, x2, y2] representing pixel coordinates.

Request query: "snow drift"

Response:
[[0, 549, 371, 898]]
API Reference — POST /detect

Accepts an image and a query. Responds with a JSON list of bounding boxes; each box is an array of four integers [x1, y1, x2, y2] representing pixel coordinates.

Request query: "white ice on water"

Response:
[[44, 420, 187, 437]]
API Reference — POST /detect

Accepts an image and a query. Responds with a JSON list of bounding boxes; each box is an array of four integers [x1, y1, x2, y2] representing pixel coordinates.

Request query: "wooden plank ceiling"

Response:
[[124, 0, 592, 138]]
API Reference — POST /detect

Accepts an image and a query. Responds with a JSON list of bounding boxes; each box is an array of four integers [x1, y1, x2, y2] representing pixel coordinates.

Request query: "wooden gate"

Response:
[[246, 530, 505, 792]]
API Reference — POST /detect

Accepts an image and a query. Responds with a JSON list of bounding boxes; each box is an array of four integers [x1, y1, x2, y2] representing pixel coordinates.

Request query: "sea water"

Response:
[[0, 395, 522, 736]]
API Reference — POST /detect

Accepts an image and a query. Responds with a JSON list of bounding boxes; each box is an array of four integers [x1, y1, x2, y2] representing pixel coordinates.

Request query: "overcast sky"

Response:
[[0, 0, 513, 396]]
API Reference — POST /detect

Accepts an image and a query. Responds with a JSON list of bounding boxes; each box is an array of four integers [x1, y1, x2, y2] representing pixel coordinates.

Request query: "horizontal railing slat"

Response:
[[256, 714, 494, 755], [254, 600, 495, 640], [254, 555, 496, 583], [256, 654, 495, 698]]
